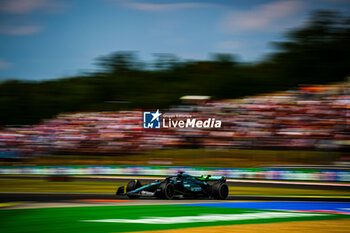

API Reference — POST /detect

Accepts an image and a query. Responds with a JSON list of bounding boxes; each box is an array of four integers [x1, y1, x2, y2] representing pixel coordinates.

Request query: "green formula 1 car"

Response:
[[116, 172, 229, 200]]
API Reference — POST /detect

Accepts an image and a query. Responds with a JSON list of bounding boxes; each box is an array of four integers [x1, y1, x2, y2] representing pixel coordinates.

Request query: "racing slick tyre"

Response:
[[126, 180, 142, 192], [159, 182, 175, 200], [211, 182, 229, 200], [126, 180, 142, 199]]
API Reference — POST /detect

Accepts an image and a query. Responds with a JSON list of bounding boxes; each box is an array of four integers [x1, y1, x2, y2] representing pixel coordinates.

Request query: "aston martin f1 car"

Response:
[[116, 172, 229, 200]]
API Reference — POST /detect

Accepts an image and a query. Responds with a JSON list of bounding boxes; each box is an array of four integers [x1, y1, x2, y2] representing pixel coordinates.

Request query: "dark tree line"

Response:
[[0, 11, 349, 126]]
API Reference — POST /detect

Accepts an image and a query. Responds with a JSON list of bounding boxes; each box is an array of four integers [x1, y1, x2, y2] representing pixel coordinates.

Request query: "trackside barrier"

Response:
[[0, 166, 349, 182]]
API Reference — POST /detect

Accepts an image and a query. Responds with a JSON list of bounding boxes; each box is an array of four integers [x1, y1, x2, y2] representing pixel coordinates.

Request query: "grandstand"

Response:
[[0, 82, 349, 159]]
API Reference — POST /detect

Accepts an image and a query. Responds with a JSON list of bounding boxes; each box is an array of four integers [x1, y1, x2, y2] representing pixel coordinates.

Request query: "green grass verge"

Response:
[[0, 205, 349, 233], [8, 149, 343, 168]]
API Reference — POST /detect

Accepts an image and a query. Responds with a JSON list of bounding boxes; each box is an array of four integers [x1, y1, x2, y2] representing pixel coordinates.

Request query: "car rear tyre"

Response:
[[159, 182, 175, 200], [211, 182, 229, 200]]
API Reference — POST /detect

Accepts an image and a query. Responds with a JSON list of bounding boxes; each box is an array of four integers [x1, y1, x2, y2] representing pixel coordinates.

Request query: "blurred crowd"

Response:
[[1, 82, 350, 158]]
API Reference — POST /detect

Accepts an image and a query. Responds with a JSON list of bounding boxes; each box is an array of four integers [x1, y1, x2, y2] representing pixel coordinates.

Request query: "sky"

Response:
[[0, 0, 349, 80]]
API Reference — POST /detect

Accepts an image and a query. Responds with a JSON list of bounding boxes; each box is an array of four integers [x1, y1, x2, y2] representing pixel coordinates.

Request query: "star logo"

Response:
[[143, 110, 162, 129], [150, 109, 161, 122]]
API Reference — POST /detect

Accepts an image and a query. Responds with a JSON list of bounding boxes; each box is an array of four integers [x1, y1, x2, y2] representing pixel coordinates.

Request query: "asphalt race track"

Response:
[[1, 175, 349, 203], [2, 175, 350, 190], [1, 193, 350, 202]]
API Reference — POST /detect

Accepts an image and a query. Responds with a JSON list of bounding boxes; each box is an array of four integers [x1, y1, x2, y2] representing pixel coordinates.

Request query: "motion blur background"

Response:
[[1, 2, 350, 233], [0, 0, 350, 177]]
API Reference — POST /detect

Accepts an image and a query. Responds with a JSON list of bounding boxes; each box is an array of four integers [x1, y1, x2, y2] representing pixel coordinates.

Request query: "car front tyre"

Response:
[[126, 180, 142, 199]]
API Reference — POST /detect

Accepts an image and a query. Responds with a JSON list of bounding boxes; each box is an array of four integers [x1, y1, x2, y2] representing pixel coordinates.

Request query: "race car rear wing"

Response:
[[197, 175, 226, 182]]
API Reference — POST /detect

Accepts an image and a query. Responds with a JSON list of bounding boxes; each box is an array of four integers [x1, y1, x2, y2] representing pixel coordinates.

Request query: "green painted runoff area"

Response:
[[1, 205, 349, 233]]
